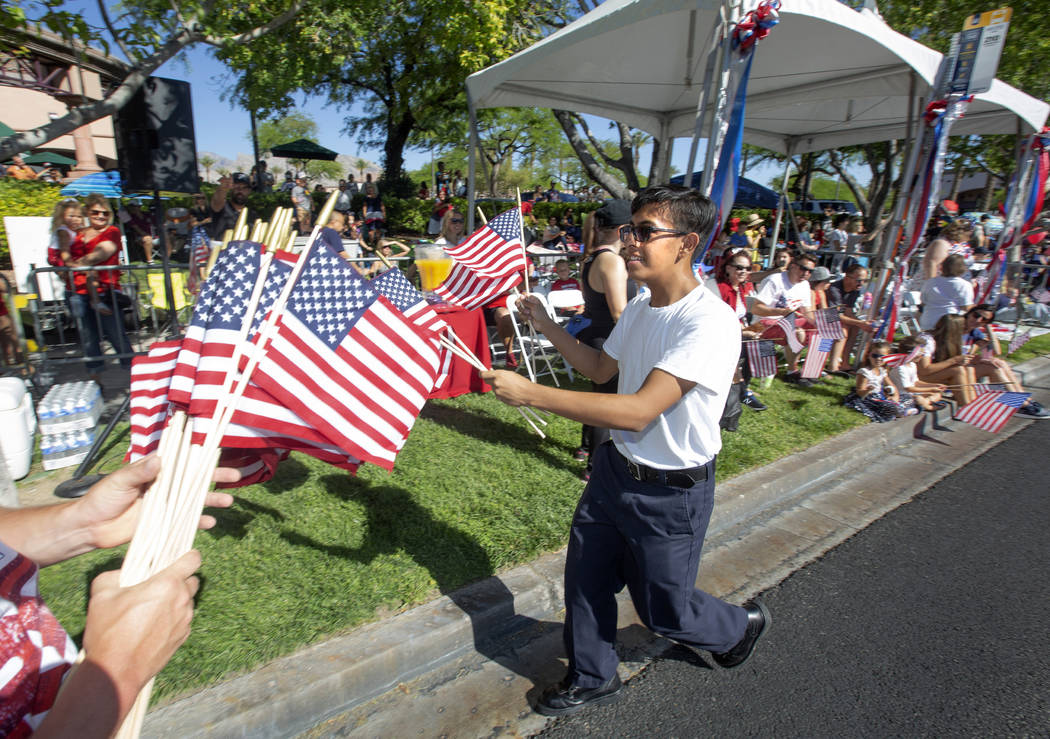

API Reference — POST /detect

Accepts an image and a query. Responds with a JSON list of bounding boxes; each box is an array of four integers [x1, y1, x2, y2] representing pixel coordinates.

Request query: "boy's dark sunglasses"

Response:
[[619, 224, 688, 243]]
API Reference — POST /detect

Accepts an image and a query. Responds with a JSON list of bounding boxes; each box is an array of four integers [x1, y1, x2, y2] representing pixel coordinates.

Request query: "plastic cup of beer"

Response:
[[416, 245, 453, 295]]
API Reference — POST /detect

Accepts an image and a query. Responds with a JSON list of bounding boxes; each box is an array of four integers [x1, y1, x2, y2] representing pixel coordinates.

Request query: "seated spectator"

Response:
[[542, 216, 567, 250], [5, 154, 37, 180], [826, 264, 877, 374], [890, 335, 946, 412], [994, 279, 1050, 327], [962, 304, 1049, 418], [917, 314, 977, 406], [124, 202, 156, 263], [844, 340, 915, 422], [549, 258, 583, 316], [0, 456, 235, 737], [435, 208, 466, 247], [919, 253, 974, 330], [323, 211, 356, 262], [356, 238, 411, 278], [561, 208, 582, 242], [795, 217, 817, 251], [751, 246, 791, 283], [752, 251, 817, 385], [810, 266, 833, 309], [716, 248, 767, 413]]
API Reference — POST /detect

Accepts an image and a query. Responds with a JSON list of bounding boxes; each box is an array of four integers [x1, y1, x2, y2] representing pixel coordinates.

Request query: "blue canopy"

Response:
[[60, 170, 123, 198], [670, 171, 780, 210]]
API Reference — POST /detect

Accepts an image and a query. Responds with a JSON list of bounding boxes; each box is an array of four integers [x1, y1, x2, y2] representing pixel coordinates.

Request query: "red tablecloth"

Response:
[[429, 304, 491, 399]]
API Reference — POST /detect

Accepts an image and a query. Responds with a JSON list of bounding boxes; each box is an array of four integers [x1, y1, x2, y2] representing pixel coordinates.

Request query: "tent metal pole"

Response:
[[467, 92, 479, 233], [770, 147, 793, 265], [685, 20, 724, 188], [699, 0, 732, 196], [658, 119, 674, 184]]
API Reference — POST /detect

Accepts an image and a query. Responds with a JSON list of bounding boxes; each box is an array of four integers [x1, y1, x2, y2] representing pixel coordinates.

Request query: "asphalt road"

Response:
[[537, 420, 1050, 738]]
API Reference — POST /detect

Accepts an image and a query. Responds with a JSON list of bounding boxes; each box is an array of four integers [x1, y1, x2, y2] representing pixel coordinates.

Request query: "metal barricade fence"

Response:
[[23, 254, 416, 378]]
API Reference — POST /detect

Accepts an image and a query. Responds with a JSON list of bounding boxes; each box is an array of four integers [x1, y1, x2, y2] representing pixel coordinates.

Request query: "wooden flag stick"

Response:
[[516, 187, 530, 294], [476, 206, 488, 225]]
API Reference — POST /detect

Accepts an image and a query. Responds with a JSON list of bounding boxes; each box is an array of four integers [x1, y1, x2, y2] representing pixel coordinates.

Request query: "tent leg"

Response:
[[467, 94, 479, 233], [770, 149, 793, 266]]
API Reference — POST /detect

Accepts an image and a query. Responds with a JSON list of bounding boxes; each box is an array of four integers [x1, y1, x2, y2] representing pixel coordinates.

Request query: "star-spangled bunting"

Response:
[[815, 308, 845, 339], [441, 208, 526, 278], [801, 336, 835, 379], [746, 339, 778, 378], [249, 243, 441, 470], [955, 390, 1029, 433]]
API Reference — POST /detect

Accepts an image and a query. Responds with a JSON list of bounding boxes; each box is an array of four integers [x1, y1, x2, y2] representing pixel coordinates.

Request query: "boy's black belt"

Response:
[[610, 444, 709, 488]]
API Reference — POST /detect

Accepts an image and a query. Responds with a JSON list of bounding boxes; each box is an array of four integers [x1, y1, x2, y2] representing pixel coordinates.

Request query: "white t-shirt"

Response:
[[755, 271, 811, 312], [826, 228, 848, 251], [919, 276, 974, 330], [603, 284, 740, 469], [892, 362, 919, 391]]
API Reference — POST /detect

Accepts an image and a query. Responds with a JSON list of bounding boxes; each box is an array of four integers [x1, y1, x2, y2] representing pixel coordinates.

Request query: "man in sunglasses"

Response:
[[484, 185, 769, 717], [752, 251, 818, 384], [826, 264, 877, 373]]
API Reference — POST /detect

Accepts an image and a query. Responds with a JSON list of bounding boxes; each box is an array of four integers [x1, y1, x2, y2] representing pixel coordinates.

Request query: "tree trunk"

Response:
[[382, 111, 415, 186], [552, 110, 634, 199], [980, 174, 997, 211]]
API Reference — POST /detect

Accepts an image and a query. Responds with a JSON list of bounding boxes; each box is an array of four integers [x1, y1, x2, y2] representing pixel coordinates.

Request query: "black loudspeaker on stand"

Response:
[[113, 76, 199, 194]]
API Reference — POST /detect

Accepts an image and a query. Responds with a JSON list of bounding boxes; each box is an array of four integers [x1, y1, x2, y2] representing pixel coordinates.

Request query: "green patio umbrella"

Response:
[[0, 121, 15, 138], [269, 138, 338, 161], [20, 151, 77, 166]]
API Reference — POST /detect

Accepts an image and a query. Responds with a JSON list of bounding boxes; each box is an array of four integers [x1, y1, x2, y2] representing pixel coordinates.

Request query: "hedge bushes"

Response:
[[0, 180, 67, 269]]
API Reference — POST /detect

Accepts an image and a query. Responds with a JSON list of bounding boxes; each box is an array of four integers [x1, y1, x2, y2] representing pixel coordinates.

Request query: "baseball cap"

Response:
[[593, 199, 632, 227], [232, 172, 251, 185], [809, 266, 832, 282]]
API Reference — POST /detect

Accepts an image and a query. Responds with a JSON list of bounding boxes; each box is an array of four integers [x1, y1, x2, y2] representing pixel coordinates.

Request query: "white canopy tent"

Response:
[[465, 0, 1047, 164]]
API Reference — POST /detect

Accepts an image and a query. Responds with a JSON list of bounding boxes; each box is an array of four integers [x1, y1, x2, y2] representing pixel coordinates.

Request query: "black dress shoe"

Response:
[[535, 674, 624, 716], [712, 598, 771, 669]]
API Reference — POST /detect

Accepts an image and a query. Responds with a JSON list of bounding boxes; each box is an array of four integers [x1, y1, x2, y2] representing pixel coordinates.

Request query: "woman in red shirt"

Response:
[[66, 194, 133, 377], [716, 248, 767, 413]]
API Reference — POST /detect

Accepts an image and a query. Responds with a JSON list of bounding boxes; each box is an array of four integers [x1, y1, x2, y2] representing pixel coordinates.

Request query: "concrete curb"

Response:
[[143, 356, 1050, 738]]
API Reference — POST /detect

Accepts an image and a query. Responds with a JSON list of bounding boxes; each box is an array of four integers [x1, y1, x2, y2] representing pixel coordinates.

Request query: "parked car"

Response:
[[790, 199, 862, 216]]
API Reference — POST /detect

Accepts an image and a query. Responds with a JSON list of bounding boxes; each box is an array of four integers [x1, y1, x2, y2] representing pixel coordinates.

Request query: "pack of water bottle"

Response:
[[36, 381, 103, 435], [40, 428, 97, 470]]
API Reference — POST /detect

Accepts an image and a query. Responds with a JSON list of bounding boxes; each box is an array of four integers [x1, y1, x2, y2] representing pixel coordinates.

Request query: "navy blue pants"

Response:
[[564, 442, 747, 687]]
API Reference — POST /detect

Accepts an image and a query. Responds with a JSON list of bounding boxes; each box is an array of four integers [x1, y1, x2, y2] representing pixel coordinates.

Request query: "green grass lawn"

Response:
[[1003, 330, 1050, 364], [28, 372, 881, 704]]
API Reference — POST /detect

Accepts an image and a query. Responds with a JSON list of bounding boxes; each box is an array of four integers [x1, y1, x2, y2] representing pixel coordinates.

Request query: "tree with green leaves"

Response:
[[220, 0, 558, 193], [0, 0, 303, 161], [198, 154, 215, 183], [254, 112, 318, 155]]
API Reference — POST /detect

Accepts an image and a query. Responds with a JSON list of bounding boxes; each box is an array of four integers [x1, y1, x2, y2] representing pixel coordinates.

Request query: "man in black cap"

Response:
[[574, 200, 635, 477], [209, 172, 257, 240]]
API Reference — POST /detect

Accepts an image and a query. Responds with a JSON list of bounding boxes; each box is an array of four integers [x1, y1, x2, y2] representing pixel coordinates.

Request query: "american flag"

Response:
[[955, 390, 1030, 432], [746, 339, 778, 378], [1009, 329, 1033, 354], [815, 307, 845, 339], [773, 313, 804, 352], [372, 267, 454, 391], [169, 241, 263, 407], [883, 345, 922, 367], [442, 208, 526, 278], [434, 265, 522, 311], [249, 243, 441, 470], [801, 336, 835, 378], [127, 339, 182, 461], [972, 383, 1007, 394]]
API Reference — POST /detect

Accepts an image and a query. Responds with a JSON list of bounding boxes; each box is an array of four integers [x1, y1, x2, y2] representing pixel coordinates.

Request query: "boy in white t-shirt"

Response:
[[483, 186, 769, 717]]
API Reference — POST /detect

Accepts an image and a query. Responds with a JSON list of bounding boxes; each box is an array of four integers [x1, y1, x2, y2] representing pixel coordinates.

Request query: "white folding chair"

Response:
[[898, 291, 922, 336], [545, 288, 585, 325], [505, 294, 561, 386]]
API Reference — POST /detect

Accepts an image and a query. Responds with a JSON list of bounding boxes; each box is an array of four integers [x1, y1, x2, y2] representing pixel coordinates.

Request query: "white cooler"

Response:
[[0, 377, 35, 482]]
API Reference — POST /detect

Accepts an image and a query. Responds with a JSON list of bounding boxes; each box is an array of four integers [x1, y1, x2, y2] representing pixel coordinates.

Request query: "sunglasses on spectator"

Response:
[[450, 218, 464, 223], [794, 265, 814, 274], [730, 263, 751, 270], [89, 209, 109, 216], [870, 353, 888, 359], [619, 224, 688, 243]]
